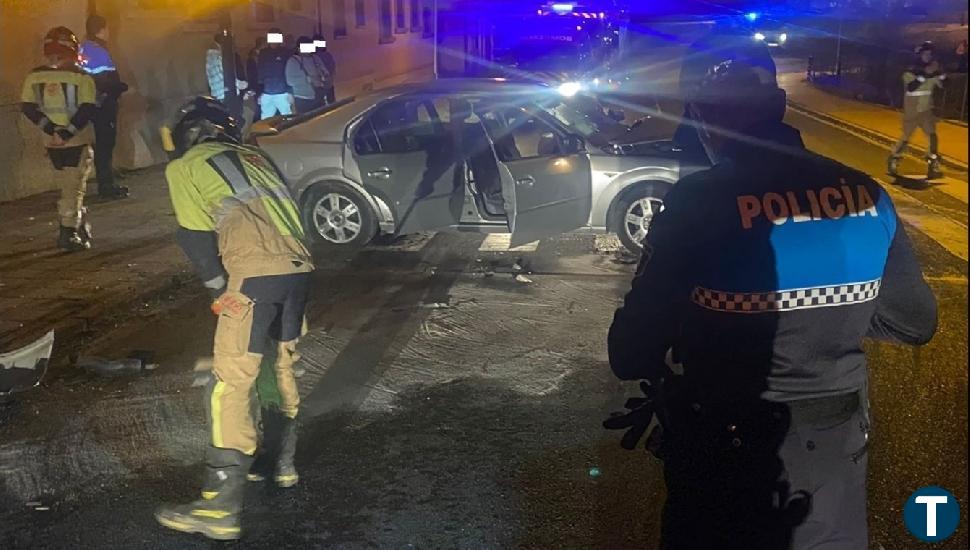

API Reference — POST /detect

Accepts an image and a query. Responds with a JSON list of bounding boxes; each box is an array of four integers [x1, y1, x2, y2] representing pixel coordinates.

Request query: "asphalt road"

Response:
[[1, 76, 967, 549]]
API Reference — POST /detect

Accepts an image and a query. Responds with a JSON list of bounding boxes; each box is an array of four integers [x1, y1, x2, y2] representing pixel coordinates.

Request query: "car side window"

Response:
[[480, 106, 564, 162], [354, 98, 446, 155]]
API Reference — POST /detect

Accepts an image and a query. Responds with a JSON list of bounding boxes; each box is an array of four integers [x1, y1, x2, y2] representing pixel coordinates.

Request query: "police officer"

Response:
[[606, 32, 938, 549], [21, 27, 97, 252], [154, 97, 313, 541], [80, 15, 129, 199], [889, 41, 946, 178]]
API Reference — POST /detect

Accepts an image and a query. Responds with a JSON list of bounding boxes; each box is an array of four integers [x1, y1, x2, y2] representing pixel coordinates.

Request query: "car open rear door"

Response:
[[482, 107, 592, 248]]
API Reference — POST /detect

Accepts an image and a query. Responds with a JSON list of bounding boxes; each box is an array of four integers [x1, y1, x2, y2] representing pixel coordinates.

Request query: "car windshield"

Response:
[[534, 94, 628, 146]]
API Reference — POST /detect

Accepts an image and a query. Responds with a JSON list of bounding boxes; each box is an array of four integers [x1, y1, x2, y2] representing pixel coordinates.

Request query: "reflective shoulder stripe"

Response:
[[906, 90, 933, 96], [65, 83, 78, 114], [206, 152, 252, 194]]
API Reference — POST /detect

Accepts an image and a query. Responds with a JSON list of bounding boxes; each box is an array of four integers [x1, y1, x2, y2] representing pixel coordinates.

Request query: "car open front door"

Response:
[[481, 106, 593, 248], [352, 96, 462, 235]]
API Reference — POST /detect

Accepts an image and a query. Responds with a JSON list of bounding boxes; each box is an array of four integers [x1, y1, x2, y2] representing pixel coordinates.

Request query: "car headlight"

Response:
[[779, 33, 788, 42], [557, 81, 583, 97], [754, 32, 766, 41]]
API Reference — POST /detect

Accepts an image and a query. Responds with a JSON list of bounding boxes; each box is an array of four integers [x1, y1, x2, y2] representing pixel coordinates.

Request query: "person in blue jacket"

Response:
[[80, 15, 129, 200], [606, 30, 938, 549]]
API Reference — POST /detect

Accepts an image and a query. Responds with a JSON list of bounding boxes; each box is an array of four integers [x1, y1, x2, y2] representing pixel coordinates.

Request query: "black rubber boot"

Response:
[[275, 416, 299, 488], [98, 185, 129, 200], [927, 156, 943, 180], [57, 226, 89, 252], [246, 408, 299, 488], [247, 408, 284, 483], [155, 447, 252, 541], [887, 155, 901, 176]]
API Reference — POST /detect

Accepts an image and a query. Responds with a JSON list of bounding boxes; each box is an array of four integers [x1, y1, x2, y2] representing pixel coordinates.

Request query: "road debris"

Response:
[[1, 330, 54, 399], [513, 274, 533, 284], [76, 355, 156, 375]]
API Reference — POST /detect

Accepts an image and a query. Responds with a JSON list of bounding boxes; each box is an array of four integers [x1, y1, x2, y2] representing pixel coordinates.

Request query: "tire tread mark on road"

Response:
[[301, 233, 480, 418]]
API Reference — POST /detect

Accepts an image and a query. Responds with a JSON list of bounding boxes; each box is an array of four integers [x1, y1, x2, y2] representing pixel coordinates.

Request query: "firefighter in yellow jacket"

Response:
[[154, 97, 313, 541], [21, 27, 97, 251]]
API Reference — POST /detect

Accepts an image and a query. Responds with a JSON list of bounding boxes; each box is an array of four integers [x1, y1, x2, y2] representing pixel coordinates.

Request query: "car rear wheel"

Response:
[[612, 183, 668, 254], [301, 182, 377, 248]]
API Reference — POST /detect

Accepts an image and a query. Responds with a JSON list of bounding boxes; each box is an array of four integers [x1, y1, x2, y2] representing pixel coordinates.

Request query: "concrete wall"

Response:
[[0, 0, 434, 202]]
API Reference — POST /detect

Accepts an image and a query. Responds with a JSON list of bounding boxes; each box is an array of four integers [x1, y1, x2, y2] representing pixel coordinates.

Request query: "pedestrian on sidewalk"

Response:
[[79, 15, 129, 200], [205, 34, 249, 123], [155, 97, 313, 541], [313, 33, 337, 104], [889, 41, 947, 178], [256, 28, 293, 119], [285, 36, 329, 114], [21, 27, 97, 252]]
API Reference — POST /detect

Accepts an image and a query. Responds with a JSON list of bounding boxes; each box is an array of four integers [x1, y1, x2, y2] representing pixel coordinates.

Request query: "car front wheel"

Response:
[[301, 182, 377, 248], [612, 183, 668, 254]]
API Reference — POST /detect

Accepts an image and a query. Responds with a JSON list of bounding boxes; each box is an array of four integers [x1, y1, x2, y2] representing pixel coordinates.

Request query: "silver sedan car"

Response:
[[251, 78, 708, 253]]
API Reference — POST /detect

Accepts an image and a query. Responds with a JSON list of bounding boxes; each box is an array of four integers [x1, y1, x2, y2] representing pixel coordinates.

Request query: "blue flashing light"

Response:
[[745, 12, 759, 22], [551, 3, 574, 14]]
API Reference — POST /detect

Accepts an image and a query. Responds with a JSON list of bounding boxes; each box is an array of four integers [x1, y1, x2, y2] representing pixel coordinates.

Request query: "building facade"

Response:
[[0, 0, 436, 201]]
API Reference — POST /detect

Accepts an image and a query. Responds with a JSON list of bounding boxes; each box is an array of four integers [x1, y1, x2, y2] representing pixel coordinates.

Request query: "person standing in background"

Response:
[[80, 15, 129, 200], [205, 35, 249, 124], [888, 41, 946, 179], [22, 27, 98, 251], [285, 37, 329, 114], [256, 28, 293, 120], [313, 33, 337, 104]]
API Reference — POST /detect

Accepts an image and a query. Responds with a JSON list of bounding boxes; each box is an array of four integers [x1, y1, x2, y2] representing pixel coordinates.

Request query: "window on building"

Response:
[[422, 0, 434, 38], [395, 0, 407, 33], [409, 0, 421, 32], [333, 0, 348, 37], [355, 0, 366, 27], [379, 0, 394, 43]]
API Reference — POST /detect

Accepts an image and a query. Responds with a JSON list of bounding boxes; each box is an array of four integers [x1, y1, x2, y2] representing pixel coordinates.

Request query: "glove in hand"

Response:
[[603, 380, 657, 450]]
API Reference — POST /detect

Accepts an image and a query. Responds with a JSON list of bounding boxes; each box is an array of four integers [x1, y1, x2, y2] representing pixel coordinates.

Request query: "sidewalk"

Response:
[[0, 168, 194, 354], [779, 72, 969, 168]]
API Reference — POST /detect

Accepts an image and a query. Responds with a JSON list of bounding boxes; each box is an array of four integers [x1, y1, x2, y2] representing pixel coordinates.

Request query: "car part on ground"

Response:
[[0, 331, 54, 400]]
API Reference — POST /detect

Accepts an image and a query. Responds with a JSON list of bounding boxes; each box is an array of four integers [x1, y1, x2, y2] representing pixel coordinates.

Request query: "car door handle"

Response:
[[367, 167, 392, 179], [515, 176, 535, 187]]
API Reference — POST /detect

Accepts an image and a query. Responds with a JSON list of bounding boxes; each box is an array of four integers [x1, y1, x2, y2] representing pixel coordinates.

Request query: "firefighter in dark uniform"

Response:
[[605, 33, 938, 549], [21, 27, 97, 252], [154, 97, 313, 541]]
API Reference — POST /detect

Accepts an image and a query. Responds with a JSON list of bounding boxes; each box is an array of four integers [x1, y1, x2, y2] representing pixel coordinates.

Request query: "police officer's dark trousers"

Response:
[[659, 392, 868, 550], [93, 99, 118, 193]]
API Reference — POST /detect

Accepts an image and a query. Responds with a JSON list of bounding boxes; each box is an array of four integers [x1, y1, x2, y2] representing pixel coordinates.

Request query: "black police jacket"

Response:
[[608, 121, 938, 404]]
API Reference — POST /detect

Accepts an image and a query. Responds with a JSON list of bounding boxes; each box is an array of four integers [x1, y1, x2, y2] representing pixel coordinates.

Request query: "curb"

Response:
[[787, 100, 970, 173]]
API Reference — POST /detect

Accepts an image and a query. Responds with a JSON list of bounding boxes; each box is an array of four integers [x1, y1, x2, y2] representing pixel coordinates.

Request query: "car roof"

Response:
[[255, 78, 559, 143], [360, 77, 553, 100]]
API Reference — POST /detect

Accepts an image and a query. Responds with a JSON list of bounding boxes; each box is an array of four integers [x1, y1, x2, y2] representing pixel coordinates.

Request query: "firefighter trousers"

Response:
[[48, 145, 94, 229], [205, 272, 309, 455]]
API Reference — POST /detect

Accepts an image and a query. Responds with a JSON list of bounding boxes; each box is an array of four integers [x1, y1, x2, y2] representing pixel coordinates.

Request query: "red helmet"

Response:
[[44, 26, 80, 61]]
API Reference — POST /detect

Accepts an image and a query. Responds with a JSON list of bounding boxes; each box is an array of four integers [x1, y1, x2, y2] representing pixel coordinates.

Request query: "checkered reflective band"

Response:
[[692, 279, 881, 313]]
